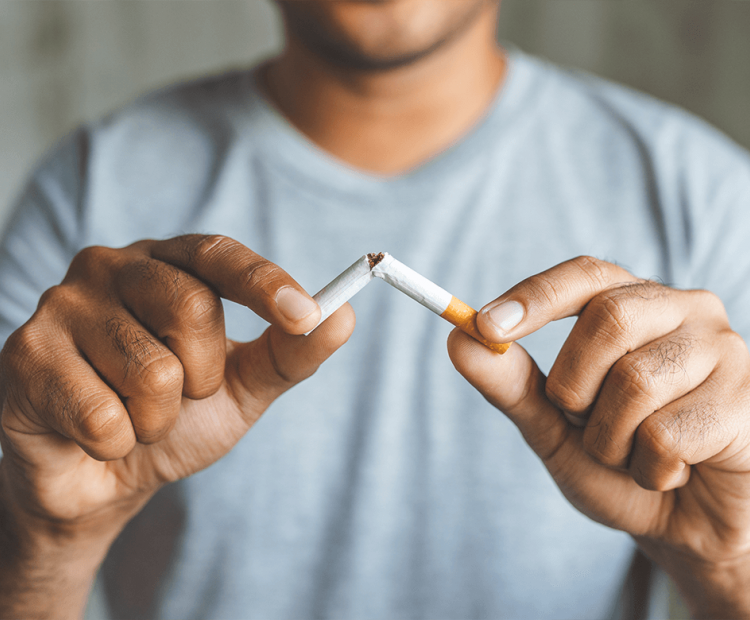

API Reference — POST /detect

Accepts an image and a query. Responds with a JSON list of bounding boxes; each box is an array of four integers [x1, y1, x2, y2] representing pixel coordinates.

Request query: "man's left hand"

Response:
[[447, 256, 750, 618]]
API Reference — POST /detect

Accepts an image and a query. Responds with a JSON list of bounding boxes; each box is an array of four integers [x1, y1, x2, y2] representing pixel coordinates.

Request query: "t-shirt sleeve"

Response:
[[680, 125, 750, 344], [692, 182, 750, 342], [0, 129, 88, 347]]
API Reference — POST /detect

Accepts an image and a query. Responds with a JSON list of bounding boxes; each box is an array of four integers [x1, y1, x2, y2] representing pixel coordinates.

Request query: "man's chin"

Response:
[[276, 0, 494, 73], [306, 38, 453, 73]]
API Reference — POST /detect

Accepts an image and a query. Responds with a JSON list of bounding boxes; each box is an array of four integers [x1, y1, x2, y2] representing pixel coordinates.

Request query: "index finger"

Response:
[[476, 255, 638, 342], [148, 235, 320, 334]]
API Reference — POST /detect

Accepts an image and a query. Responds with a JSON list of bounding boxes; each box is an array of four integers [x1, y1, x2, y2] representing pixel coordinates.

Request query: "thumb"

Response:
[[228, 304, 356, 414], [447, 328, 660, 532], [447, 328, 571, 464]]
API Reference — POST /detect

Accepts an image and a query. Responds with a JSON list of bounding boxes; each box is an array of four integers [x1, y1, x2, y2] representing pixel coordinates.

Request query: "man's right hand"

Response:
[[0, 234, 354, 615]]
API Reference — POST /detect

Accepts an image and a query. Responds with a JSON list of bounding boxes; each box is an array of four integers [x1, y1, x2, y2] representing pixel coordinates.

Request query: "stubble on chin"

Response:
[[275, 0, 496, 72]]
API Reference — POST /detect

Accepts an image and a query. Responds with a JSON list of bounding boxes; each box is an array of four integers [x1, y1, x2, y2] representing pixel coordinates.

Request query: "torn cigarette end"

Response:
[[441, 297, 512, 355], [308, 252, 513, 355], [367, 252, 385, 269]]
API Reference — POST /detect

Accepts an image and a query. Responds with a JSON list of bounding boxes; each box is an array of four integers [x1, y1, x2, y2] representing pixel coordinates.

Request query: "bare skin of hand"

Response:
[[448, 256, 750, 619], [0, 235, 354, 616]]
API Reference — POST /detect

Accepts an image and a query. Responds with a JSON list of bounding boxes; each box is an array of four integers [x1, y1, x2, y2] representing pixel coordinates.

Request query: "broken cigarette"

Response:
[[309, 252, 511, 355]]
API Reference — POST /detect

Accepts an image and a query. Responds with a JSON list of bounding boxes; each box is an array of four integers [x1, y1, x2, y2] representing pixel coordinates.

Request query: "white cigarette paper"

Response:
[[371, 253, 452, 315], [307, 255, 373, 333], [307, 252, 511, 354]]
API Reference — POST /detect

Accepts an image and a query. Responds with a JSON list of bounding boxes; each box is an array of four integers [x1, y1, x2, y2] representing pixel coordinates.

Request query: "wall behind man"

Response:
[[0, 0, 283, 231], [497, 0, 750, 148], [1, 0, 749, 232]]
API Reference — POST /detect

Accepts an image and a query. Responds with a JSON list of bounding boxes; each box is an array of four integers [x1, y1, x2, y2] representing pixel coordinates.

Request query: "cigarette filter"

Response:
[[372, 254, 511, 355], [308, 252, 512, 355]]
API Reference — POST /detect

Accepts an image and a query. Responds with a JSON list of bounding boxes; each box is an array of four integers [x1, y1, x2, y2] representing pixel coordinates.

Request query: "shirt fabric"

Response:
[[2, 49, 750, 620]]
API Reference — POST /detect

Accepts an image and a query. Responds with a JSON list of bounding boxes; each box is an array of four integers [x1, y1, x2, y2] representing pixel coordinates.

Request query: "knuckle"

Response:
[[105, 319, 165, 379], [695, 289, 727, 320], [646, 336, 695, 379], [570, 255, 611, 288], [68, 245, 118, 277], [42, 372, 84, 431], [636, 416, 681, 463], [525, 273, 565, 308], [139, 353, 184, 396], [582, 422, 620, 467], [192, 234, 235, 265], [3, 322, 41, 360], [37, 284, 80, 312], [1, 322, 51, 380], [75, 398, 135, 460], [130, 411, 175, 444], [177, 287, 223, 326], [630, 462, 671, 492], [720, 328, 748, 359], [91, 437, 135, 461], [587, 293, 635, 344], [242, 260, 283, 295], [609, 356, 656, 403], [78, 400, 126, 446], [184, 369, 225, 401], [545, 374, 589, 414], [118, 257, 173, 292]]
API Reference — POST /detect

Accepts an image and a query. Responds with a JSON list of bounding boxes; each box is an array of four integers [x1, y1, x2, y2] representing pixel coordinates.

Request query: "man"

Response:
[[1, 0, 750, 617]]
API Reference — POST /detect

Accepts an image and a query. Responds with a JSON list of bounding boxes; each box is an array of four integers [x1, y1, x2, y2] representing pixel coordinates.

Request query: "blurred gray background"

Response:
[[1, 0, 750, 233], [2, 2, 744, 618]]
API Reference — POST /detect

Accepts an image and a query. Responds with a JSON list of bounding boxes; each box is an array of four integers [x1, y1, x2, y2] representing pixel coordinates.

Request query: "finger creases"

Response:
[[1, 323, 136, 461], [628, 353, 750, 492], [148, 235, 320, 333], [114, 255, 226, 399], [446, 326, 673, 533], [581, 327, 719, 470], [72, 307, 184, 445], [545, 284, 701, 418], [227, 304, 356, 415]]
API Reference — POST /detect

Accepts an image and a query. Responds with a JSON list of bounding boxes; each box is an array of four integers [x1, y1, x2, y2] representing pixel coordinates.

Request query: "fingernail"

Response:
[[484, 300, 525, 336], [276, 287, 318, 322]]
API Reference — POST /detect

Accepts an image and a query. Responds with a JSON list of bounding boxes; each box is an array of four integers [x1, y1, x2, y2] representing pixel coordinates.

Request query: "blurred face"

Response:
[[275, 0, 499, 71]]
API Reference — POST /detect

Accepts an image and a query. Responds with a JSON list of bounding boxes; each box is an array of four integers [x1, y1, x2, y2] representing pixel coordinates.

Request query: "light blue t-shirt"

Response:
[[2, 50, 750, 619]]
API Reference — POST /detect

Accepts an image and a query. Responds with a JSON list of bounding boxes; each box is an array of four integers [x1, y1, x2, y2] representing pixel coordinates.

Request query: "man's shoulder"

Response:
[[79, 66, 268, 207], [88, 65, 264, 156], [116, 65, 255, 116], [515, 49, 749, 166], [509, 49, 750, 211]]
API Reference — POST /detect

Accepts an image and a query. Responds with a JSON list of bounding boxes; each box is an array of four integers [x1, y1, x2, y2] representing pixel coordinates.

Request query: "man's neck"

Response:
[[262, 12, 506, 175]]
